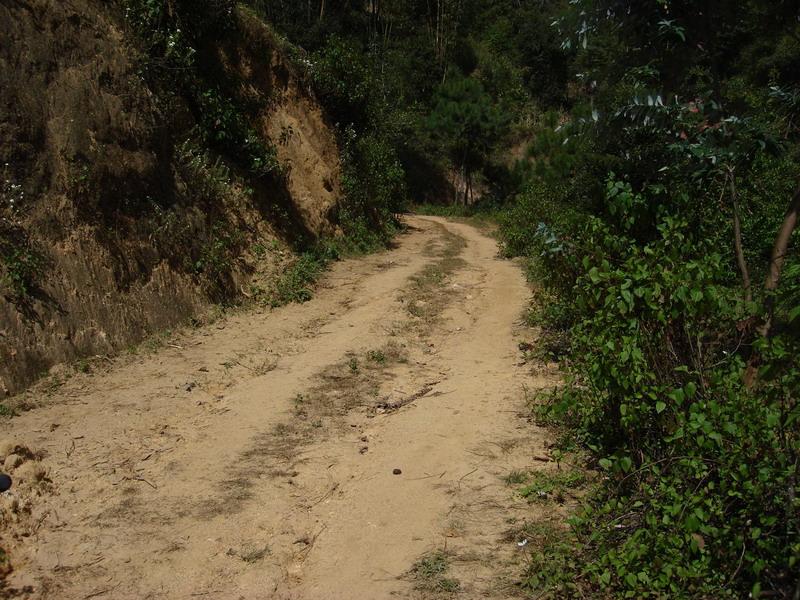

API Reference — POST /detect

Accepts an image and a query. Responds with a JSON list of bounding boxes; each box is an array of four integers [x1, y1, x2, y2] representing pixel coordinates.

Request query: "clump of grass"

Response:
[[268, 252, 326, 307], [293, 393, 308, 418], [411, 551, 460, 594], [504, 470, 528, 485], [519, 470, 585, 503], [404, 228, 466, 321], [506, 519, 590, 596], [226, 544, 270, 563], [366, 349, 386, 364], [141, 329, 173, 353]]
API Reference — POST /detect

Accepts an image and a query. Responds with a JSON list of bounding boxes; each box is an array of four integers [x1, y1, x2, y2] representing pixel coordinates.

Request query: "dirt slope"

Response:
[[0, 217, 560, 599], [0, 1, 342, 395]]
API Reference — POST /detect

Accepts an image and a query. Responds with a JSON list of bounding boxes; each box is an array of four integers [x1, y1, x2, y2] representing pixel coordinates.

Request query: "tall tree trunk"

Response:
[[761, 183, 800, 337], [463, 166, 470, 206], [729, 171, 753, 303]]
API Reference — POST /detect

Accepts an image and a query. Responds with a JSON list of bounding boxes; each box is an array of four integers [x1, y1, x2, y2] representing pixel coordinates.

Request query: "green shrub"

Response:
[[527, 180, 799, 597], [0, 241, 44, 298], [268, 252, 326, 307], [122, 0, 279, 179]]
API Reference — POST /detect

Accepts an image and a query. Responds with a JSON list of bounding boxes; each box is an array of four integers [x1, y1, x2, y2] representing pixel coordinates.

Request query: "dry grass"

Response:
[[410, 551, 461, 595], [199, 342, 407, 517], [404, 227, 466, 323]]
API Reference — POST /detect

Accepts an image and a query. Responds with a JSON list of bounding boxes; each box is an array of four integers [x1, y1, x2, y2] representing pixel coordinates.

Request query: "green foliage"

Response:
[[175, 137, 233, 201], [427, 73, 508, 202], [339, 127, 407, 222], [0, 238, 44, 298], [309, 36, 373, 127], [519, 470, 586, 502], [194, 88, 280, 177], [514, 170, 799, 596], [122, 0, 279, 179], [521, 522, 588, 596], [496, 2, 800, 595], [268, 252, 326, 307]]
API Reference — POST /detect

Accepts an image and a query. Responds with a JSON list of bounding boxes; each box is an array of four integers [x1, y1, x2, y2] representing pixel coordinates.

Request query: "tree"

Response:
[[427, 73, 506, 203]]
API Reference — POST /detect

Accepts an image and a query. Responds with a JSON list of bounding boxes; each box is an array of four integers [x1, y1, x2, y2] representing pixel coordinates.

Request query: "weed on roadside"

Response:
[[411, 551, 461, 595], [226, 544, 270, 563], [404, 227, 466, 322], [503, 470, 527, 485], [0, 231, 45, 299], [504, 519, 588, 597], [366, 349, 386, 364], [518, 470, 585, 504]]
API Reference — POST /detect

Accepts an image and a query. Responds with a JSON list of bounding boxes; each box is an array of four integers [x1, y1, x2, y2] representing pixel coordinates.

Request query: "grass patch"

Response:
[[504, 469, 528, 485], [519, 470, 586, 503], [366, 349, 386, 364], [141, 329, 174, 354], [200, 343, 406, 516], [504, 520, 588, 597], [411, 551, 461, 594], [226, 544, 271, 563], [404, 226, 466, 322], [267, 252, 326, 307], [258, 222, 399, 309]]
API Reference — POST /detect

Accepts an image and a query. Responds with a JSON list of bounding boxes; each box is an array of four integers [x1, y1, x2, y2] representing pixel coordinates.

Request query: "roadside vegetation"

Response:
[[498, 3, 799, 598]]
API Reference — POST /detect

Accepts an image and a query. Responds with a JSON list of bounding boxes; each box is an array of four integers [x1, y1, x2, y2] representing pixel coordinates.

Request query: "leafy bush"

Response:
[[122, 0, 279, 179], [269, 252, 325, 307], [520, 173, 800, 597], [0, 242, 43, 298]]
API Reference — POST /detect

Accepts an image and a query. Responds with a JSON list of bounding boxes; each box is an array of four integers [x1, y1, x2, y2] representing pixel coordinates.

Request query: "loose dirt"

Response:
[[0, 217, 561, 599]]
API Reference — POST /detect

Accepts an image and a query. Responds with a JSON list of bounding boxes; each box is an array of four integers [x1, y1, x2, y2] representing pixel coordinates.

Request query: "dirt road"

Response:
[[0, 217, 559, 599]]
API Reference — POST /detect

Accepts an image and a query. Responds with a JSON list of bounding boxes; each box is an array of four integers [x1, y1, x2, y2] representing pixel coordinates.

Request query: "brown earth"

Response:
[[0, 217, 565, 599], [0, 2, 342, 395]]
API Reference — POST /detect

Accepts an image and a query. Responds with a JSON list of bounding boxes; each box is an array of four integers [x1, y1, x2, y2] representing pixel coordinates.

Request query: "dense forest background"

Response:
[[245, 0, 800, 597]]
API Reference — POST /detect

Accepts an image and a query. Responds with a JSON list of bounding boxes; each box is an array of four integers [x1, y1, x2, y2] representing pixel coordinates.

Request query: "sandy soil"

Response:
[[0, 217, 560, 599]]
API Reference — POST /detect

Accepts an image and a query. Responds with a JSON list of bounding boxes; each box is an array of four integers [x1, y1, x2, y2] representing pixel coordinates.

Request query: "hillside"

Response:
[[0, 1, 342, 395]]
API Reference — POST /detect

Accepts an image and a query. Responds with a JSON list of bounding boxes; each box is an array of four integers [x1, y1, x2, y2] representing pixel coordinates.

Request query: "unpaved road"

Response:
[[0, 217, 560, 599]]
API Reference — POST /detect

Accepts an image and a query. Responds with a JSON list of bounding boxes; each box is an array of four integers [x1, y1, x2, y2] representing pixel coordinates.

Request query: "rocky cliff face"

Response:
[[0, 1, 343, 395]]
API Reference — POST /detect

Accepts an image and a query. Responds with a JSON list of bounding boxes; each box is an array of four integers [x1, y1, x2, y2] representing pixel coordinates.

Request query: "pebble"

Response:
[[392, 468, 402, 475]]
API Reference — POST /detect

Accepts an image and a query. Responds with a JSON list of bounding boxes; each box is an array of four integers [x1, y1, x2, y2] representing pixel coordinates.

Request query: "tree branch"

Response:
[[729, 170, 752, 303], [761, 183, 800, 337]]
